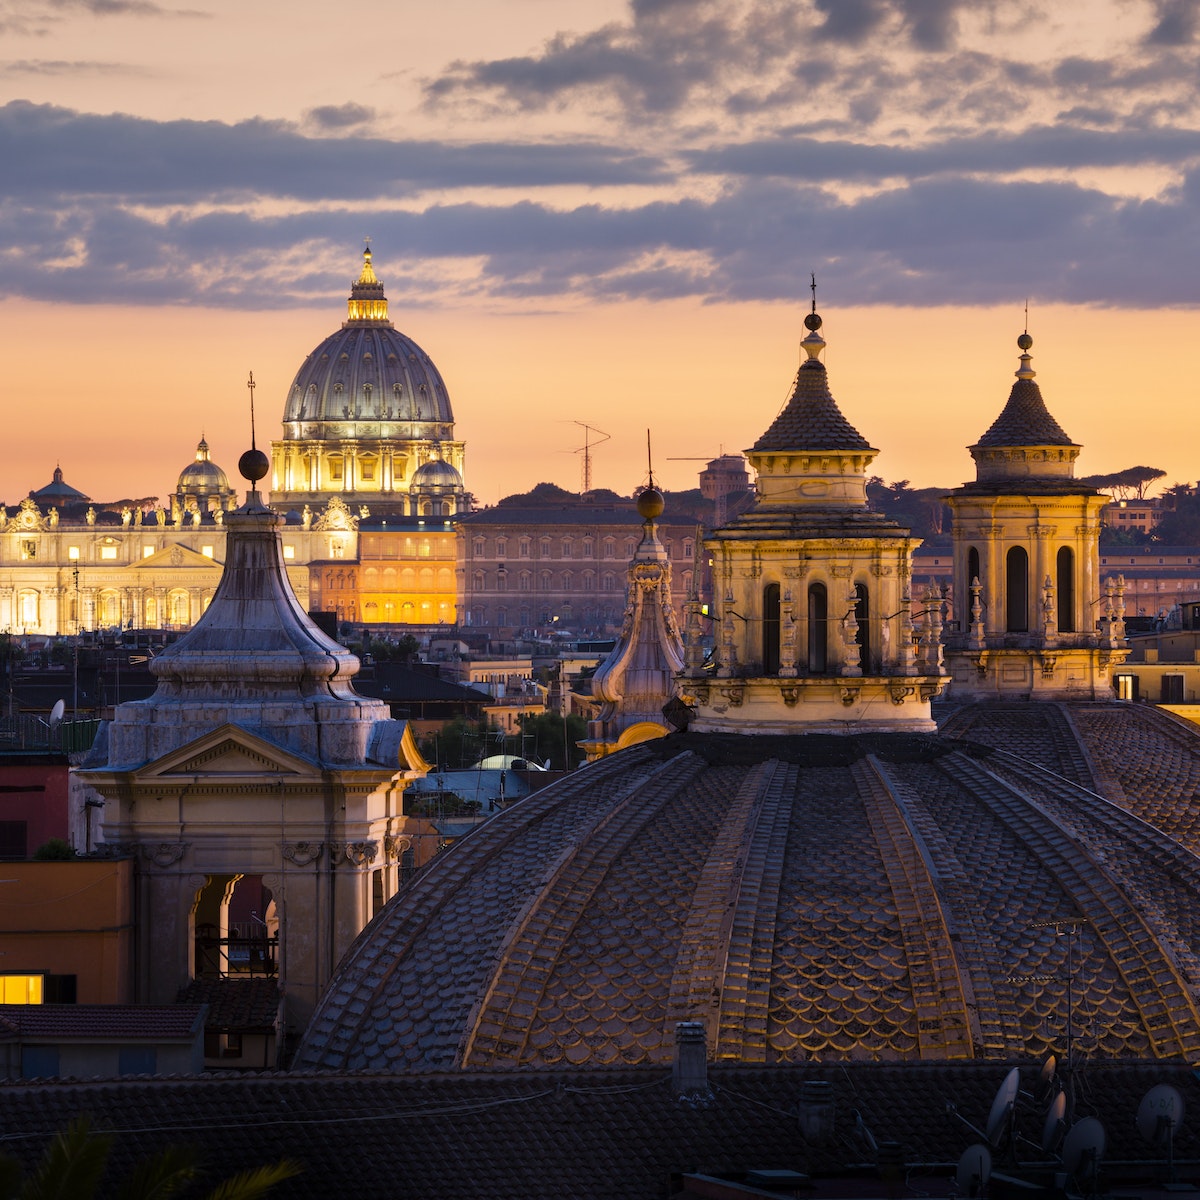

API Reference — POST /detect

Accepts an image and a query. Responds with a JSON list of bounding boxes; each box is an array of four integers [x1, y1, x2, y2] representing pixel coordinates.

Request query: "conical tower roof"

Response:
[[752, 315, 873, 453], [974, 333, 1074, 448]]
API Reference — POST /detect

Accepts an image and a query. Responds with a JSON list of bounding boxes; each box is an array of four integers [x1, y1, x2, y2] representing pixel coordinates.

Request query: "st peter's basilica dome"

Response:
[[280, 248, 453, 438]]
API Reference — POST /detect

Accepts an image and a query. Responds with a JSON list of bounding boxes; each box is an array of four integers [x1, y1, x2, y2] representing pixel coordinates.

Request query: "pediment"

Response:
[[136, 724, 316, 780], [134, 543, 223, 570]]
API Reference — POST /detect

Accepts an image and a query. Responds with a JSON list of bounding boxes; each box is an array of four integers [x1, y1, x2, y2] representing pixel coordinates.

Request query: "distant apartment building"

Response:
[[1102, 497, 1163, 533], [457, 497, 705, 637]]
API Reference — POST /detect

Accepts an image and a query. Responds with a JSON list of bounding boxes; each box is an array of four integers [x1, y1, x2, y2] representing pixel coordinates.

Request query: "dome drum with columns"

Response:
[[270, 249, 467, 518]]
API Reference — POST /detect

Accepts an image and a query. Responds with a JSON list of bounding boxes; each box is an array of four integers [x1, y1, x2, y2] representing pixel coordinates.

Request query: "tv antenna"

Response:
[[563, 422, 610, 494]]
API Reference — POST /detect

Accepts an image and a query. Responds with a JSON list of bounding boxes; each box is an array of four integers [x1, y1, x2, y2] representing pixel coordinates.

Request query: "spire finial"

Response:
[[239, 370, 270, 492], [810, 271, 817, 316], [801, 271, 825, 359]]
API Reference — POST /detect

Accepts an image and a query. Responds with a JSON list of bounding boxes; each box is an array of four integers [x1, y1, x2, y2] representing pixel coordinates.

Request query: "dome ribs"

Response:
[[711, 761, 795, 1063], [853, 757, 980, 1060], [459, 753, 708, 1068], [939, 752, 1200, 1059], [299, 747, 663, 1070], [662, 760, 784, 1059]]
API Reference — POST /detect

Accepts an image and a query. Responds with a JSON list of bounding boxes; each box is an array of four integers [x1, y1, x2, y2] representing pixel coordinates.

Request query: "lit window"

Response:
[[283, 546, 295, 560], [68, 546, 80, 561], [20, 540, 36, 561], [142, 546, 154, 559], [100, 546, 118, 561], [0, 974, 43, 1004], [201, 546, 214, 559]]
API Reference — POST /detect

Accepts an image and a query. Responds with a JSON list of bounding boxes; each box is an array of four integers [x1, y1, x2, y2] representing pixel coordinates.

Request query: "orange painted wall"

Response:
[[0, 860, 134, 1004]]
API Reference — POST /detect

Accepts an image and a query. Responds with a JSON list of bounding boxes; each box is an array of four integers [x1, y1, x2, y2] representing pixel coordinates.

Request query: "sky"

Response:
[[2, 0, 1199, 507]]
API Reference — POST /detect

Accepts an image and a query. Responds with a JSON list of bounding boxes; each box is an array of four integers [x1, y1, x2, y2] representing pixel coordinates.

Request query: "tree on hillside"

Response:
[[866, 478, 952, 545], [1081, 465, 1166, 500]]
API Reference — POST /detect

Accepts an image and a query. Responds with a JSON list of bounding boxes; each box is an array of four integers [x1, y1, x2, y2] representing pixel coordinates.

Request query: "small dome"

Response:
[[411, 458, 463, 489], [177, 438, 232, 497]]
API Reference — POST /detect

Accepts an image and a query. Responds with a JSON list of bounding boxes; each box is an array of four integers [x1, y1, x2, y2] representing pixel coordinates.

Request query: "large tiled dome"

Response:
[[297, 719, 1200, 1072], [280, 249, 453, 435]]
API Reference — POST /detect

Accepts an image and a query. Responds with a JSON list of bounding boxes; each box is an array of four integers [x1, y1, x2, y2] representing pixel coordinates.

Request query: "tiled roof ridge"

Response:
[[752, 360, 873, 453]]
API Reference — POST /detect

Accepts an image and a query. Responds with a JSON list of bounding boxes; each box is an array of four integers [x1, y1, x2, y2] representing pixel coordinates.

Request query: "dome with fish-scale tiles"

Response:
[[297, 723, 1200, 1071]]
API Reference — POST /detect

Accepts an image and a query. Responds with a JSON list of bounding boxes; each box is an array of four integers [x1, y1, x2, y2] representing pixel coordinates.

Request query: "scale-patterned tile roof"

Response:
[[0, 1062, 1188, 1199], [298, 727, 1200, 1073], [752, 362, 873, 452], [974, 378, 1074, 447]]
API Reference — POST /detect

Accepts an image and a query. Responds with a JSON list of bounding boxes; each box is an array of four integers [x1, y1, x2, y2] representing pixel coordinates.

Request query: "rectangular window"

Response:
[[360, 462, 376, 481], [0, 821, 27, 860], [100, 546, 118, 561], [142, 546, 155, 559], [201, 546, 214, 559], [68, 546, 81, 561], [20, 541, 36, 560], [329, 460, 343, 481], [283, 546, 295, 560], [0, 974, 43, 1004]]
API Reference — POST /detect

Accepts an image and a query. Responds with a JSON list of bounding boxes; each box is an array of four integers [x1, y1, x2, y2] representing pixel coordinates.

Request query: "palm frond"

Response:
[[22, 1117, 112, 1200], [200, 1160, 302, 1200], [112, 1143, 199, 1200]]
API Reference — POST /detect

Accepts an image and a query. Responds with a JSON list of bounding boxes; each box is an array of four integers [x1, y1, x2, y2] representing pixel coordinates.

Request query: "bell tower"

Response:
[[944, 332, 1125, 698], [683, 300, 947, 734]]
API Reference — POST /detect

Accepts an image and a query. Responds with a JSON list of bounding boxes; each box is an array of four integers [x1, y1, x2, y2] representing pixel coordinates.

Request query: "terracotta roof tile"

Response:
[[177, 979, 279, 1031], [0, 1005, 205, 1042]]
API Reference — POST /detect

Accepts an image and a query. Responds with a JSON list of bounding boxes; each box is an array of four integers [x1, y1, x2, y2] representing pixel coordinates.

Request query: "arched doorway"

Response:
[[1006, 547, 1029, 633]]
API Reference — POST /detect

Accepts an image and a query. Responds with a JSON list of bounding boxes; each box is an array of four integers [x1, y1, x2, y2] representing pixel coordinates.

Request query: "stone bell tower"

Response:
[[943, 332, 1125, 699], [682, 303, 947, 733]]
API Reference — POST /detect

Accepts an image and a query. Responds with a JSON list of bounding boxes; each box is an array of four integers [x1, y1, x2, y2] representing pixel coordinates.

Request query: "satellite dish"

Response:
[[1039, 1054, 1057, 1087], [956, 1144, 992, 1197], [1137, 1084, 1184, 1149], [1062, 1117, 1106, 1179], [1042, 1090, 1067, 1154], [49, 699, 65, 729], [986, 1067, 1020, 1147]]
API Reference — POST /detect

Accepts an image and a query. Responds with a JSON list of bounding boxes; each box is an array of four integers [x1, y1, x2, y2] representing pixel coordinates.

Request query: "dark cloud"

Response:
[[3, 165, 1199, 311], [1147, 0, 1197, 45], [689, 125, 1200, 181], [305, 103, 376, 131], [0, 102, 669, 202]]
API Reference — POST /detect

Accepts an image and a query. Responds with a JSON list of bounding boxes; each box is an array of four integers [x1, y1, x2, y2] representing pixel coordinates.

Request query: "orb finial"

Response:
[[1015, 320, 1036, 381], [801, 272, 826, 360], [638, 428, 665, 520], [239, 371, 270, 488]]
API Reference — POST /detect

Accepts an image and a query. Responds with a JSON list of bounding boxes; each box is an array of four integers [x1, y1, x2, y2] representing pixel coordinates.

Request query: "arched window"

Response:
[[762, 583, 781, 675], [1057, 546, 1075, 632], [807, 582, 827, 674], [855, 582, 870, 673], [1006, 546, 1029, 632], [967, 546, 981, 589]]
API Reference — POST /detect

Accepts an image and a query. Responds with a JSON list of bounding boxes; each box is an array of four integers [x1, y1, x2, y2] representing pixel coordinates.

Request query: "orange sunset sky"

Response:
[[2, 0, 1198, 507]]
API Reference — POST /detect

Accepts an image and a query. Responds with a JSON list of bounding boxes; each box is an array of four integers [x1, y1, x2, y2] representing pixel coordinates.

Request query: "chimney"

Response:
[[672, 1021, 708, 1095]]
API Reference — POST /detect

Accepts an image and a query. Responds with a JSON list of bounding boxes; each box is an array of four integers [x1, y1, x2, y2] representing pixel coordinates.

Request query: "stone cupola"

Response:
[[683, 306, 947, 734]]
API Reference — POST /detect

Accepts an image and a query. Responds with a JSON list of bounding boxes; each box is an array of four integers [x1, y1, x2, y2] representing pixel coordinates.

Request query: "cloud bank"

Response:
[[2, 0, 1199, 311]]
